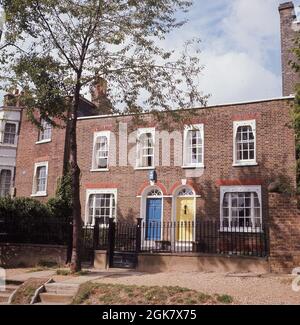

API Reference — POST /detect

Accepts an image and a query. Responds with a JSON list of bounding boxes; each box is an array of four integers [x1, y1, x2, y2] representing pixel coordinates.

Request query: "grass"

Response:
[[27, 261, 59, 273], [72, 282, 234, 305], [11, 278, 46, 305]]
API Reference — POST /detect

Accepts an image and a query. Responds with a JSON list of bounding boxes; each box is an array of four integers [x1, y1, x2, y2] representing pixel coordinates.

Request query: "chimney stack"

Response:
[[90, 77, 112, 115], [279, 2, 300, 96]]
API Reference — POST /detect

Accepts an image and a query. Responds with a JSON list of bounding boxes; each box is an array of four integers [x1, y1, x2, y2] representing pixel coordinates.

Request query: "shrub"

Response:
[[47, 171, 72, 219], [0, 197, 52, 219]]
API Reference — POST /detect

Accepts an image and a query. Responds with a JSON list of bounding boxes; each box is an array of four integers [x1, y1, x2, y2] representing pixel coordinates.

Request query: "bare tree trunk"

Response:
[[70, 81, 82, 273]]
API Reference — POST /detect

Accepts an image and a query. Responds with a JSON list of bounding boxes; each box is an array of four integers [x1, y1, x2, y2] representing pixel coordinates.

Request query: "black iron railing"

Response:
[[95, 219, 268, 258], [0, 215, 72, 245], [139, 220, 268, 257]]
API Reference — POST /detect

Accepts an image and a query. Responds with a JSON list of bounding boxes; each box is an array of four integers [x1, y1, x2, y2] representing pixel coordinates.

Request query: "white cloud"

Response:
[[200, 51, 281, 105], [197, 0, 286, 105]]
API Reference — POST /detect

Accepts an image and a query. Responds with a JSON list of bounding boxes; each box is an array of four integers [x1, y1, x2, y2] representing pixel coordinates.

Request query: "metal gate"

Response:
[[107, 219, 141, 269]]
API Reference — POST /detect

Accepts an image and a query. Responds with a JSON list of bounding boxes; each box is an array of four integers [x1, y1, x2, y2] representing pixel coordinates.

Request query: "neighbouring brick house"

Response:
[[11, 2, 300, 272], [0, 92, 22, 197]]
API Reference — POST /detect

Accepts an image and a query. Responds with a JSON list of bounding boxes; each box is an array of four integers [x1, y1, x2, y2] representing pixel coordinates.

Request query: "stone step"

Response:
[[40, 293, 74, 305], [44, 283, 79, 294], [0, 292, 11, 303], [3, 285, 19, 293]]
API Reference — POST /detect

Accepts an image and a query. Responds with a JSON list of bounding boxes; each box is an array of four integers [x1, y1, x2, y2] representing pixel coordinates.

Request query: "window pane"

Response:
[[222, 191, 261, 231], [0, 170, 11, 197], [236, 125, 255, 162], [36, 166, 46, 192], [3, 123, 16, 144], [138, 132, 154, 167], [39, 119, 52, 141], [89, 193, 116, 225]]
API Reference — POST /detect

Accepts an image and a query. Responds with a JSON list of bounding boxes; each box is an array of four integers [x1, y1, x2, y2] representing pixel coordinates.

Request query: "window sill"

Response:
[[90, 168, 109, 172], [31, 192, 47, 197], [0, 143, 17, 148], [36, 139, 51, 145], [232, 162, 258, 167], [181, 165, 204, 169], [134, 167, 155, 170]]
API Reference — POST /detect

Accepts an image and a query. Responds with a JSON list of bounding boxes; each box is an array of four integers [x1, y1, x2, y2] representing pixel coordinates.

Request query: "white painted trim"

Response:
[[183, 124, 204, 168], [31, 161, 48, 196], [219, 185, 262, 233], [84, 188, 118, 226], [171, 184, 197, 245], [233, 120, 257, 166], [77, 96, 295, 121], [91, 131, 111, 170], [1, 121, 18, 145], [90, 168, 110, 172], [181, 165, 205, 169], [134, 167, 156, 171], [232, 162, 258, 167], [136, 127, 155, 169], [35, 139, 52, 145], [139, 185, 164, 242]]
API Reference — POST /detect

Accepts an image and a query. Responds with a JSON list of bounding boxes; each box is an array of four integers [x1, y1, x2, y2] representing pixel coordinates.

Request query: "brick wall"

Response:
[[14, 113, 66, 201], [75, 98, 296, 224], [279, 2, 300, 96], [269, 193, 300, 273]]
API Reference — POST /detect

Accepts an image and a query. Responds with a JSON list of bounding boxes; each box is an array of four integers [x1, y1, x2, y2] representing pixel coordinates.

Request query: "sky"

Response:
[[1, 0, 300, 106], [163, 0, 300, 105]]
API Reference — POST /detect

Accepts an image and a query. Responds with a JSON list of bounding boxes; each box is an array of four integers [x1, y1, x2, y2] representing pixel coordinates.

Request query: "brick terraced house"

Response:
[[11, 2, 300, 273]]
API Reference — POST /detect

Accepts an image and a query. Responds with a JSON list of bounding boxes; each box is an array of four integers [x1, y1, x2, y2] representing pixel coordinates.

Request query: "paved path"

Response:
[[6, 270, 56, 283], [92, 271, 300, 305]]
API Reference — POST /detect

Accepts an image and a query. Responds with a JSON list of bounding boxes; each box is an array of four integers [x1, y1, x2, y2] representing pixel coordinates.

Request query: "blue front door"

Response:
[[146, 198, 162, 240]]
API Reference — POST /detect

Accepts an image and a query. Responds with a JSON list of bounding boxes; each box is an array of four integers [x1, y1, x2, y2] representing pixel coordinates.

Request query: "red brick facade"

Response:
[[269, 193, 300, 273], [74, 99, 296, 224]]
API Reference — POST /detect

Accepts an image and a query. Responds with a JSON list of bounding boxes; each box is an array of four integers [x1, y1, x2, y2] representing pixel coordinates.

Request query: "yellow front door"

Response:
[[176, 198, 194, 241]]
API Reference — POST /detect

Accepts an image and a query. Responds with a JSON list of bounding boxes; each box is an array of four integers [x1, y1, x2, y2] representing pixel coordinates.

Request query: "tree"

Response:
[[0, 0, 208, 272]]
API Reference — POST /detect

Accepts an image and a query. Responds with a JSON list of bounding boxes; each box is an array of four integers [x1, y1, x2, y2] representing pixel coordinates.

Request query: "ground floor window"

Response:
[[220, 186, 262, 232], [0, 169, 12, 197], [86, 190, 116, 225]]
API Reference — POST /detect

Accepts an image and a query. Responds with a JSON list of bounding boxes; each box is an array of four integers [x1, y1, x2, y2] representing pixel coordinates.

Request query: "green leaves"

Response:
[[0, 0, 207, 120]]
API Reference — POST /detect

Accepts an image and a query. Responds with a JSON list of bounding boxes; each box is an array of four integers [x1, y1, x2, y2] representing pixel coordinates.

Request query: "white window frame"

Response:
[[182, 124, 204, 168], [135, 128, 155, 170], [85, 188, 117, 226], [31, 162, 48, 197], [0, 168, 12, 197], [233, 120, 257, 166], [220, 185, 262, 233], [1, 121, 18, 146], [91, 131, 110, 171], [36, 119, 52, 144]]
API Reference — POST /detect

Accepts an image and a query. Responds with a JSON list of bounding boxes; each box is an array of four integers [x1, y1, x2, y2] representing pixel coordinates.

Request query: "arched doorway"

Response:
[[173, 186, 196, 242], [141, 187, 163, 241]]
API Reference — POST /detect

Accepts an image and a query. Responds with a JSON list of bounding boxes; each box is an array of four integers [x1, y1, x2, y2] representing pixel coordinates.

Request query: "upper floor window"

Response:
[[220, 186, 262, 232], [32, 162, 48, 196], [183, 124, 204, 168], [0, 169, 12, 197], [38, 119, 52, 142], [233, 120, 256, 166], [85, 190, 116, 226], [92, 131, 110, 170], [3, 123, 17, 145], [136, 128, 155, 169]]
